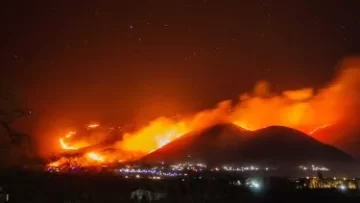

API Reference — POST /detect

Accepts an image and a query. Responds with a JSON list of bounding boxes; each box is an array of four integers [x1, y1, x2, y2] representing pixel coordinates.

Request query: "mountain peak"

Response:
[[141, 124, 353, 164]]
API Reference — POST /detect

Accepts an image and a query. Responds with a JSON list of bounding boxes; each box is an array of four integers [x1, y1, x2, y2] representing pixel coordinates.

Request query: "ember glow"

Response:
[[86, 152, 104, 162], [47, 58, 360, 168], [309, 124, 332, 135], [87, 123, 100, 130], [58, 131, 89, 151], [47, 158, 66, 167], [59, 131, 77, 150]]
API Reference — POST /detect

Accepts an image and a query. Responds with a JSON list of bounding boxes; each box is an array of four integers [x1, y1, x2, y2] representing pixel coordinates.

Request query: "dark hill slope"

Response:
[[241, 126, 353, 162], [141, 124, 353, 164]]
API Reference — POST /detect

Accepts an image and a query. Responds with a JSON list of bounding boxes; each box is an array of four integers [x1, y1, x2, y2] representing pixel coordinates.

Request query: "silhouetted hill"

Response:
[[141, 124, 353, 164], [243, 126, 353, 162]]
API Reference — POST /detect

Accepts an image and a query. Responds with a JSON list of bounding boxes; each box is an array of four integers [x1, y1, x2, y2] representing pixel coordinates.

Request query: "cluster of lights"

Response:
[[333, 177, 350, 181], [169, 162, 273, 173], [45, 167, 61, 173], [118, 168, 181, 178], [296, 176, 358, 190], [169, 162, 207, 172], [245, 178, 262, 189], [231, 179, 262, 190], [250, 181, 261, 189], [216, 165, 272, 172], [124, 175, 162, 180], [221, 165, 259, 172], [299, 165, 329, 171], [46, 161, 276, 175], [116, 162, 272, 180]]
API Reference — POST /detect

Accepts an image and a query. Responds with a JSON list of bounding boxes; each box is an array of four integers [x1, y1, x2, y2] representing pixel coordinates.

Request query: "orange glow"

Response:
[[65, 131, 75, 138], [59, 131, 77, 150], [233, 121, 258, 131], [46, 58, 360, 168], [49, 99, 335, 167], [118, 118, 189, 154], [59, 138, 78, 150], [47, 157, 68, 167], [309, 124, 332, 135], [87, 123, 100, 129], [86, 152, 104, 162], [58, 131, 90, 151]]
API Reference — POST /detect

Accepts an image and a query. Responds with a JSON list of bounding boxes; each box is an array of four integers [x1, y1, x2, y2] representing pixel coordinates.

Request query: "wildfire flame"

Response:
[[47, 157, 66, 167], [59, 131, 78, 150], [46, 57, 360, 168], [87, 123, 100, 130], [49, 119, 329, 167], [309, 124, 332, 135], [86, 152, 104, 162]]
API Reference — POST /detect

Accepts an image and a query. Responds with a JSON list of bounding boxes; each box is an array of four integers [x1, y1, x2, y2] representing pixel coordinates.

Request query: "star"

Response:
[[129, 25, 134, 29]]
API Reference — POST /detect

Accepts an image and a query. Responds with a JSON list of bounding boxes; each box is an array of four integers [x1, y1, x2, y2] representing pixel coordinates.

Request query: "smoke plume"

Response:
[[45, 56, 360, 165]]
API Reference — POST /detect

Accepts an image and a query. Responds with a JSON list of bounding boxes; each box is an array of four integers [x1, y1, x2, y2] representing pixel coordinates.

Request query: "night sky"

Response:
[[1, 0, 360, 127]]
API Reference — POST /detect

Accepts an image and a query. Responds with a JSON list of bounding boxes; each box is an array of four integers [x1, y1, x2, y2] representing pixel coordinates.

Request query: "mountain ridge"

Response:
[[140, 123, 354, 164]]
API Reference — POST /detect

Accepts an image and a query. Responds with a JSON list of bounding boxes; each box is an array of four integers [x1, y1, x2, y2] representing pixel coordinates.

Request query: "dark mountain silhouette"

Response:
[[140, 123, 354, 164]]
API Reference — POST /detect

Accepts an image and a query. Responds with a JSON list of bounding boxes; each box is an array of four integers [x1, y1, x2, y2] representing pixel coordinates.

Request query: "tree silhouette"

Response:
[[0, 88, 31, 144]]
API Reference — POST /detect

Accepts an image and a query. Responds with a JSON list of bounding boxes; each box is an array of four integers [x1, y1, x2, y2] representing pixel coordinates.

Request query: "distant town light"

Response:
[[339, 185, 347, 191], [251, 181, 261, 189]]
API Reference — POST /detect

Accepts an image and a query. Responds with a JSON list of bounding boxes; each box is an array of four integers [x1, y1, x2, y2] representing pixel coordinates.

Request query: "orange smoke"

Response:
[[47, 57, 360, 167]]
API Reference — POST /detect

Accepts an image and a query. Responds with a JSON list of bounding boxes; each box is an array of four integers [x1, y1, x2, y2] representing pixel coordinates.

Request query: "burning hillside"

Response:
[[47, 57, 360, 167]]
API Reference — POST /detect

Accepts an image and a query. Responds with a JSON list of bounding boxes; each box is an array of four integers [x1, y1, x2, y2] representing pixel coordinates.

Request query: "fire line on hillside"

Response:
[[48, 122, 333, 168], [47, 58, 360, 168]]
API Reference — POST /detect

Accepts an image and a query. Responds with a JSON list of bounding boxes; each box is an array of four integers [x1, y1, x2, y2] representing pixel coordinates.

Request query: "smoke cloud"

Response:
[[40, 56, 360, 164]]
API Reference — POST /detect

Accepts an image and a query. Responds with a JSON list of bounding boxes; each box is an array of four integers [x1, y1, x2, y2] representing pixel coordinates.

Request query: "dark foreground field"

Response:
[[1, 169, 360, 203]]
